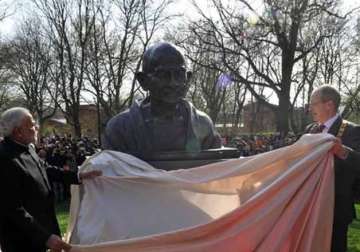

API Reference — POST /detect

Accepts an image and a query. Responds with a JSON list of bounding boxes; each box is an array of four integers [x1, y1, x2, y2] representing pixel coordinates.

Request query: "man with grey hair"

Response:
[[0, 107, 102, 252], [306, 85, 360, 252]]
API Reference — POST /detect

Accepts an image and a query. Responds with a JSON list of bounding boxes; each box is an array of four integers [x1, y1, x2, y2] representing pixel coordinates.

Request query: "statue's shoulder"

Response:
[[106, 101, 144, 131], [183, 100, 214, 125], [106, 108, 131, 129]]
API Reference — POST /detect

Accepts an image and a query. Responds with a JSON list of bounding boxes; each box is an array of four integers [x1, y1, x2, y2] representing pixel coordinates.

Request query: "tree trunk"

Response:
[[276, 93, 290, 137], [73, 122, 82, 139], [72, 109, 82, 138], [96, 99, 102, 145], [289, 107, 298, 134]]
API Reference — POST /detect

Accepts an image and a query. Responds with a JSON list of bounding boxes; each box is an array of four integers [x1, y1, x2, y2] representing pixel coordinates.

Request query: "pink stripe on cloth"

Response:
[[67, 134, 335, 252]]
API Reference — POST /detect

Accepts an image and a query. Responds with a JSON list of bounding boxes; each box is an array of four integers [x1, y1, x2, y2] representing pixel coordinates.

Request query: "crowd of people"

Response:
[[37, 135, 100, 169], [36, 135, 101, 201], [224, 133, 297, 156]]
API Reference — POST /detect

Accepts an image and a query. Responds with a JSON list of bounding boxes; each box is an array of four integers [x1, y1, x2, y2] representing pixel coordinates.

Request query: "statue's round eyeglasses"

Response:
[[148, 66, 187, 81]]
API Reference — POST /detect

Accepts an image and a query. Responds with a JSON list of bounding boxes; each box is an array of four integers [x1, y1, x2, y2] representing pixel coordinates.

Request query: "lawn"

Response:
[[55, 200, 71, 235], [57, 202, 360, 251], [349, 204, 360, 252]]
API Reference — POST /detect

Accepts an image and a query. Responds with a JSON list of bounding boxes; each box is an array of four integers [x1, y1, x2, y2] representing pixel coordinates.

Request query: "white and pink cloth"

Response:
[[67, 134, 335, 252]]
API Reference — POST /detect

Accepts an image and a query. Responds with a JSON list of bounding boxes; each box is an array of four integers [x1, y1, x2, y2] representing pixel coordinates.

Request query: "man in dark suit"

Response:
[[307, 86, 360, 252], [0, 107, 101, 252]]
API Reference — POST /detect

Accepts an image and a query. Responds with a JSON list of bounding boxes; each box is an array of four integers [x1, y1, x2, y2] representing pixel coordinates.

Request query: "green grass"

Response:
[[56, 201, 360, 250], [348, 204, 360, 252], [55, 200, 70, 235]]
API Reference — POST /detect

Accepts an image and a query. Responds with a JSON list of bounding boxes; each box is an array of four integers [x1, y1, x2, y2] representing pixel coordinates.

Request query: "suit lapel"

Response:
[[328, 116, 342, 137], [28, 146, 51, 190], [4, 138, 51, 190]]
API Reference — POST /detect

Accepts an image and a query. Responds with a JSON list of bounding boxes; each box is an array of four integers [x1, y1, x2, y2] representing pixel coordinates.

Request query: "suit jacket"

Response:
[[306, 116, 360, 225], [0, 137, 79, 252]]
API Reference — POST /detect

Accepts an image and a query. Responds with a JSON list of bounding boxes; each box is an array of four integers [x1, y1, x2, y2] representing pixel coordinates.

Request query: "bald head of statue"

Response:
[[136, 42, 192, 105]]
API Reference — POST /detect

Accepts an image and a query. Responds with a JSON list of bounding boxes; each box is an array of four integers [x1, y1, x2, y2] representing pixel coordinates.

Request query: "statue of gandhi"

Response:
[[102, 42, 221, 156]]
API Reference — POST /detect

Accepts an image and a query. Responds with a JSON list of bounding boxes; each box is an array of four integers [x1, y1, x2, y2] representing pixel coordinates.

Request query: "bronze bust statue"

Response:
[[102, 42, 222, 157]]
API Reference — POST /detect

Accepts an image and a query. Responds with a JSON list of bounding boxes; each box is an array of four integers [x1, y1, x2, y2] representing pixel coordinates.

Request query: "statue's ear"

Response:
[[135, 72, 149, 91]]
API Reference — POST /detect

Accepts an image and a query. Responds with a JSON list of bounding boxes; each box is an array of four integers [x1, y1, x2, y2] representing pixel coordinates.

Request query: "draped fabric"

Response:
[[67, 134, 335, 252]]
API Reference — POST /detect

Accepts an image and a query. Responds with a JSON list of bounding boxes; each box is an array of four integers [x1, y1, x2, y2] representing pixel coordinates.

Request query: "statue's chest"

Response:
[[150, 117, 187, 151]]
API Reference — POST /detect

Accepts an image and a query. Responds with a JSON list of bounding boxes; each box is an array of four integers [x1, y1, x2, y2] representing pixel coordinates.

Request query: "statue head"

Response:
[[136, 42, 192, 104]]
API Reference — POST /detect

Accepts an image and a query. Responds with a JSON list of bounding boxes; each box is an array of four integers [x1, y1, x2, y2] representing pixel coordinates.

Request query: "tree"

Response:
[[166, 23, 248, 129], [341, 16, 360, 120], [186, 0, 347, 136], [127, 0, 176, 106], [0, 0, 9, 22], [0, 0, 12, 110], [186, 50, 228, 123], [8, 18, 57, 132], [34, 0, 96, 137], [84, 0, 175, 127]]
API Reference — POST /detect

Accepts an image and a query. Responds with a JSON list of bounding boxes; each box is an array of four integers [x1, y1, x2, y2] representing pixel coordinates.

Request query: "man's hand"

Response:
[[331, 138, 350, 160], [79, 170, 102, 180], [46, 234, 71, 251]]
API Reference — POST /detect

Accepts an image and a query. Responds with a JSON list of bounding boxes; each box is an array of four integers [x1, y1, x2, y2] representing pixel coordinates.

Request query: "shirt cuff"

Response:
[[77, 171, 82, 183], [342, 146, 352, 160]]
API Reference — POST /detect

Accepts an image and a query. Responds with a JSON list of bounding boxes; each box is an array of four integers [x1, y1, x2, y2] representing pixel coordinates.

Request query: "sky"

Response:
[[0, 0, 358, 37]]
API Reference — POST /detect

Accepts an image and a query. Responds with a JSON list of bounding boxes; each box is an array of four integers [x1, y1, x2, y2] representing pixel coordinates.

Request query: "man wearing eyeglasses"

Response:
[[306, 85, 360, 252], [102, 42, 221, 156]]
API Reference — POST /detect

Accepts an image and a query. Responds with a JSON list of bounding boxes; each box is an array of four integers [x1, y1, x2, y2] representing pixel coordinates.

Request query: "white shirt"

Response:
[[322, 113, 340, 133]]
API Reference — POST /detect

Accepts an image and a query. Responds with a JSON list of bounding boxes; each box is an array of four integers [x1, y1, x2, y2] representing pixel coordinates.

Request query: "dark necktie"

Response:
[[313, 124, 326, 133]]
